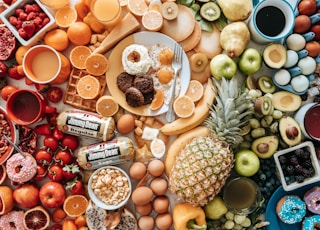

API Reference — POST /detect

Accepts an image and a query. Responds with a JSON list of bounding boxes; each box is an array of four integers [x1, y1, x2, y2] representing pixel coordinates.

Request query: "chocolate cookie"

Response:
[[125, 87, 144, 107], [117, 72, 135, 93]]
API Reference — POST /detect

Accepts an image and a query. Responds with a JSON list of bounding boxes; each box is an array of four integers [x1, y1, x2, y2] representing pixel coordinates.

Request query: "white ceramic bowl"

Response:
[[88, 166, 132, 210], [0, 0, 56, 46], [274, 141, 320, 191]]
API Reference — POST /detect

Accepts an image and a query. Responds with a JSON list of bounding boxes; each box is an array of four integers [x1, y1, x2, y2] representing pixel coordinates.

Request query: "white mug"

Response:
[[248, 0, 295, 44]]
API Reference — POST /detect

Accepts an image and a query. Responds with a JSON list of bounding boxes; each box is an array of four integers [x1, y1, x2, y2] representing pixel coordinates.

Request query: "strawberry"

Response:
[[66, 178, 85, 195], [3, 0, 12, 5], [34, 83, 50, 93], [62, 164, 80, 181], [34, 123, 53, 135], [22, 21, 35, 38]]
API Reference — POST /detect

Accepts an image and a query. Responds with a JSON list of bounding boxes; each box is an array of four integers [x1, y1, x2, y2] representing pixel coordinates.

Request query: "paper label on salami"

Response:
[[65, 116, 101, 138], [85, 146, 121, 168]]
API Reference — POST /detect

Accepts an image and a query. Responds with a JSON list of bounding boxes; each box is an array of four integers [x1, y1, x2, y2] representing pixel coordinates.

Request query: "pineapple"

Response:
[[169, 77, 253, 206]]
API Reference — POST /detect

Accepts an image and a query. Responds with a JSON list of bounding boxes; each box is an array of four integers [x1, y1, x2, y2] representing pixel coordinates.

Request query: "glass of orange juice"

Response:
[[90, 0, 123, 27], [23, 45, 62, 84]]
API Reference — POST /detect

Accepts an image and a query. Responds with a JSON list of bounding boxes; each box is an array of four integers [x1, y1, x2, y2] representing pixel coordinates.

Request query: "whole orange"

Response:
[[15, 46, 31, 65], [67, 21, 92, 46], [44, 29, 69, 51]]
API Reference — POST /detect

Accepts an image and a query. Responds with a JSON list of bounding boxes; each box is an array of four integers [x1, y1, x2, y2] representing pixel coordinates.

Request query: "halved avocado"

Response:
[[263, 43, 287, 69], [257, 76, 276, 93], [279, 116, 302, 146], [271, 91, 302, 112], [251, 135, 279, 159], [246, 75, 256, 90]]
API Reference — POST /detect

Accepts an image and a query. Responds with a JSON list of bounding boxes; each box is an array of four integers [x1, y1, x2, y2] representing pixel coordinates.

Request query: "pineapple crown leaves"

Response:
[[205, 77, 253, 149]]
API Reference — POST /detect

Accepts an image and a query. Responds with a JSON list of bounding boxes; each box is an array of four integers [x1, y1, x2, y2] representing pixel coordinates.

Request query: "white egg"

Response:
[[286, 34, 306, 51], [284, 50, 299, 68], [291, 75, 309, 92], [274, 69, 291, 86], [297, 56, 317, 75]]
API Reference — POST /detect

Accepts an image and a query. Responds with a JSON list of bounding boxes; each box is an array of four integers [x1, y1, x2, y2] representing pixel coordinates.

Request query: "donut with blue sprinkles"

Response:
[[302, 215, 320, 230], [276, 195, 306, 224]]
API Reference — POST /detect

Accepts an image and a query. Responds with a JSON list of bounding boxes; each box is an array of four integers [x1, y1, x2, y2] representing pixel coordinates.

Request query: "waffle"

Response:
[[63, 68, 107, 112]]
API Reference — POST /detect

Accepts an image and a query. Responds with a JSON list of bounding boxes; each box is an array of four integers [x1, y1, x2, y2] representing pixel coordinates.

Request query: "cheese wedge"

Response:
[[93, 12, 141, 54]]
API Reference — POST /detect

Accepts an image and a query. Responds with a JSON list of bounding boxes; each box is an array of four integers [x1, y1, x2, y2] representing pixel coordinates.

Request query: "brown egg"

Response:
[[129, 162, 147, 180], [131, 186, 154, 205], [305, 41, 320, 58], [148, 159, 165, 177], [153, 195, 170, 214], [150, 177, 168, 196], [138, 216, 155, 230], [117, 114, 135, 134], [135, 202, 153, 216], [155, 212, 173, 230], [294, 15, 311, 33]]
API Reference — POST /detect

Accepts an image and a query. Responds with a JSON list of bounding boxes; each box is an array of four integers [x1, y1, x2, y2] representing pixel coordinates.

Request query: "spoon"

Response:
[[2, 134, 26, 158]]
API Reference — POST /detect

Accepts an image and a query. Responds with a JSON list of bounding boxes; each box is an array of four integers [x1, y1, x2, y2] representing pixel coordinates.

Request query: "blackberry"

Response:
[[290, 155, 299, 165], [285, 165, 295, 175], [295, 164, 304, 174], [295, 175, 305, 183], [295, 148, 305, 158], [302, 159, 313, 168], [301, 150, 311, 159], [278, 155, 287, 164]]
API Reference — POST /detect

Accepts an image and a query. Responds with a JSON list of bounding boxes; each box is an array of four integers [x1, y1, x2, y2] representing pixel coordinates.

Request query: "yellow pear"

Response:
[[204, 195, 228, 220]]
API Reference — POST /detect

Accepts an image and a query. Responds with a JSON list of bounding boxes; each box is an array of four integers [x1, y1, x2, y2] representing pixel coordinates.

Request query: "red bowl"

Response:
[[0, 106, 17, 165]]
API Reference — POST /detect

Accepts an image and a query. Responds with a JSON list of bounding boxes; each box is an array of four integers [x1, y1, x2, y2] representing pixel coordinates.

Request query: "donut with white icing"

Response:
[[6, 153, 37, 184], [122, 44, 152, 75], [302, 215, 320, 230], [276, 195, 306, 224], [304, 186, 320, 214]]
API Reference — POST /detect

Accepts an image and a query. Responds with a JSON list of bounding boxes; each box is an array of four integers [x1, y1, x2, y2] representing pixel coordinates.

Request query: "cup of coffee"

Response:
[[23, 45, 62, 84], [6, 89, 56, 125], [248, 0, 295, 44], [223, 177, 262, 215], [295, 103, 320, 141]]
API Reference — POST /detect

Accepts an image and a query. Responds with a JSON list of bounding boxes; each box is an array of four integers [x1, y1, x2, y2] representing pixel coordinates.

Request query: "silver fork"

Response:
[[166, 44, 182, 123]]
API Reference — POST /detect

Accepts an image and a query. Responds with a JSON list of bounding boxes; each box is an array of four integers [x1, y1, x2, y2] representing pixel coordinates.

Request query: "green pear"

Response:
[[204, 195, 228, 220]]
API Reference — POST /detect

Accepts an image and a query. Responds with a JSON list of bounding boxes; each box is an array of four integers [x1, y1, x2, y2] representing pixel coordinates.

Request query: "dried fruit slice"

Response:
[[85, 54, 109, 76], [185, 80, 204, 102], [63, 195, 89, 218], [173, 95, 195, 118], [150, 89, 164, 111], [69, 46, 92, 69], [127, 0, 148, 16], [96, 95, 119, 117], [142, 10, 163, 32], [76, 75, 101, 99], [55, 6, 78, 28], [23, 206, 50, 230]]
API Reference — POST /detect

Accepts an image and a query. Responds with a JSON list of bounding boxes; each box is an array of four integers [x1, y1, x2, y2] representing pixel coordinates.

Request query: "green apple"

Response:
[[234, 149, 260, 177], [210, 54, 237, 80], [238, 48, 262, 75], [204, 195, 228, 220]]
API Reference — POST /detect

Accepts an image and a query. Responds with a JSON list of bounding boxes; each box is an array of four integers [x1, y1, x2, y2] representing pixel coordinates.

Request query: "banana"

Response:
[[165, 126, 210, 176], [160, 78, 215, 136]]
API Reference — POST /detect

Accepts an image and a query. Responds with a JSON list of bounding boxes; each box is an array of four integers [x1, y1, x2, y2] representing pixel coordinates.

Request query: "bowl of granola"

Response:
[[88, 166, 132, 210], [0, 106, 17, 165]]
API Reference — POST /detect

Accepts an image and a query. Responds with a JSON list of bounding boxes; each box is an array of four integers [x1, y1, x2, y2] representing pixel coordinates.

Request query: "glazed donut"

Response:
[[302, 215, 320, 230], [276, 195, 306, 224], [304, 186, 320, 214], [0, 210, 24, 230], [6, 153, 37, 184], [122, 44, 152, 75]]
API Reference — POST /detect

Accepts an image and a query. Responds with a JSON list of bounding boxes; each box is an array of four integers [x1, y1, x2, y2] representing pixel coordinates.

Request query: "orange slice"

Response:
[[69, 46, 92, 69], [127, 0, 148, 17], [55, 6, 78, 28], [85, 54, 109, 76], [63, 195, 88, 218], [142, 10, 163, 32], [96, 95, 119, 117], [150, 89, 164, 110], [173, 95, 195, 118], [76, 75, 101, 99], [40, 0, 69, 9], [185, 80, 204, 102], [23, 206, 50, 229]]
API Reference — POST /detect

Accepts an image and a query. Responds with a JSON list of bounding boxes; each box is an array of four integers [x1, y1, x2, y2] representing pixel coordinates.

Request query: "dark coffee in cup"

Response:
[[256, 6, 286, 37]]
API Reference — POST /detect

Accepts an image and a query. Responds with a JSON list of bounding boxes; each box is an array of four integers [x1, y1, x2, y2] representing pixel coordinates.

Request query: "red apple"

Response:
[[13, 183, 40, 209], [39, 181, 66, 208]]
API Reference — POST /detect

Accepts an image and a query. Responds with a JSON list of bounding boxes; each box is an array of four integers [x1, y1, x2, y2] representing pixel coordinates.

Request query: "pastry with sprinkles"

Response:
[[302, 215, 320, 230], [304, 186, 320, 214], [276, 195, 306, 224]]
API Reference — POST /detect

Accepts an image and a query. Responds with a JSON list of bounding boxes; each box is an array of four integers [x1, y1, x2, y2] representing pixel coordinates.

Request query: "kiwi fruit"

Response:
[[200, 2, 221, 22], [189, 53, 208, 73], [161, 2, 179, 20]]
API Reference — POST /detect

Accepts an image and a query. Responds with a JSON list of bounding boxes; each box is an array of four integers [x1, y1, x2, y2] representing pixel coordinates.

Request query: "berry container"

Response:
[[274, 141, 320, 191], [0, 0, 56, 46]]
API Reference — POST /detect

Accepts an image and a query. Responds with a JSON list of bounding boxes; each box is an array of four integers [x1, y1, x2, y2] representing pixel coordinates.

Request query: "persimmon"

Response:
[[74, 215, 87, 227], [62, 219, 77, 230]]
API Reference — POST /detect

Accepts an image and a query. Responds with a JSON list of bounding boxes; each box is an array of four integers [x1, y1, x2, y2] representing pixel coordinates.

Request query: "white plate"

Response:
[[106, 31, 190, 116]]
